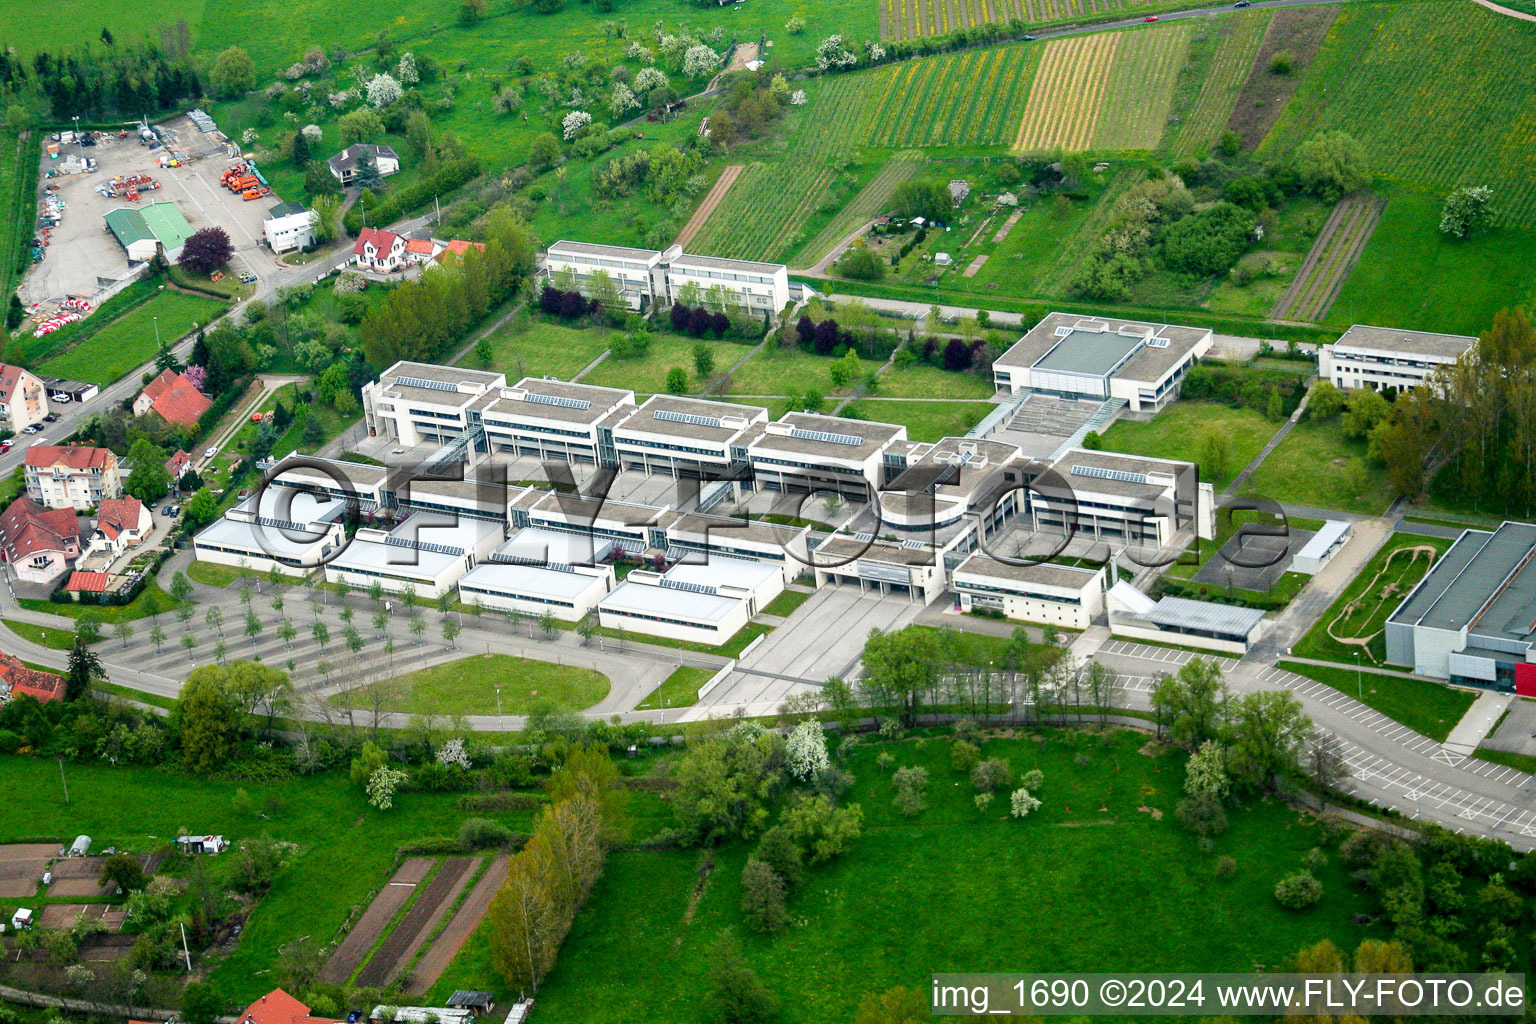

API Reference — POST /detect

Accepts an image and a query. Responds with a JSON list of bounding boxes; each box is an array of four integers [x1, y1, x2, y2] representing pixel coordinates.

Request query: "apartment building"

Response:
[[545, 240, 791, 313], [0, 364, 48, 433], [361, 362, 508, 447], [24, 446, 122, 511], [1319, 325, 1476, 393]]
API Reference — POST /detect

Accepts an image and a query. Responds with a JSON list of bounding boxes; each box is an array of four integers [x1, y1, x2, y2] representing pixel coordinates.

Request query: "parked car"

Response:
[[161, 505, 174, 516], [22, 424, 41, 434], [0, 440, 11, 453], [204, 446, 218, 460], [169, 506, 181, 518], [43, 414, 57, 423]]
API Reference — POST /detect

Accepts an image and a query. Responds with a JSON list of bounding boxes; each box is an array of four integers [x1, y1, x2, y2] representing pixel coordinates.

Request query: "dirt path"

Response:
[[675, 165, 743, 249], [1471, 0, 1536, 22], [320, 857, 433, 985], [409, 854, 510, 996]]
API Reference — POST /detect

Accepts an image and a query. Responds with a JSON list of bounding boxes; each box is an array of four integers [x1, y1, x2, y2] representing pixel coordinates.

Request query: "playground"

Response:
[[1304, 540, 1443, 665]]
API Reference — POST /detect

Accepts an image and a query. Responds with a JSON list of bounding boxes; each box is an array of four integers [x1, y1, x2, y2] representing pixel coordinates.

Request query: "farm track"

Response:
[[1271, 192, 1383, 322], [793, 151, 925, 268], [410, 854, 511, 995], [320, 857, 434, 986], [1172, 11, 1270, 157], [355, 856, 478, 989], [674, 165, 742, 249]]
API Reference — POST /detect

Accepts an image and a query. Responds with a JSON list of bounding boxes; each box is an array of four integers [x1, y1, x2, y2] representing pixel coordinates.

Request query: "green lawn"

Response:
[[18, 579, 176, 623], [1473, 747, 1536, 775], [761, 589, 812, 618], [1291, 536, 1450, 666], [186, 562, 258, 588], [635, 666, 715, 711], [339, 653, 610, 716], [1098, 402, 1285, 489], [877, 364, 996, 400], [1239, 420, 1396, 515], [464, 728, 1376, 1017], [460, 316, 613, 382], [1278, 661, 1474, 743], [729, 346, 853, 399], [1328, 190, 1536, 335], [33, 288, 229, 387], [585, 334, 755, 395], [845, 400, 993, 442], [1, 619, 76, 650]]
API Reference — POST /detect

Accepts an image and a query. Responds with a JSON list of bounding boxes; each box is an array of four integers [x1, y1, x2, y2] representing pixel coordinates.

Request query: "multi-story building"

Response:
[[950, 554, 1106, 630], [992, 313, 1212, 415], [545, 240, 791, 313], [1319, 325, 1476, 393], [612, 395, 768, 479], [361, 362, 508, 448], [0, 364, 48, 433], [24, 446, 122, 511], [747, 412, 908, 503], [1022, 448, 1213, 550], [479, 378, 636, 465], [0, 496, 80, 585]]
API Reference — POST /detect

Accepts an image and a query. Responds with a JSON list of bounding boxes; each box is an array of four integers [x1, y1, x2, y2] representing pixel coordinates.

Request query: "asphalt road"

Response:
[[1024, 0, 1342, 38]]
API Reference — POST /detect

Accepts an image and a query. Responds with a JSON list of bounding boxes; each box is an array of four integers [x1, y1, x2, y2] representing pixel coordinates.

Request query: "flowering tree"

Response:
[[301, 123, 323, 142], [328, 89, 356, 108], [183, 365, 207, 392], [561, 109, 592, 140], [790, 89, 808, 106], [1184, 740, 1229, 800], [366, 72, 403, 108], [682, 44, 722, 77], [437, 737, 472, 770], [624, 41, 655, 63], [367, 766, 408, 810], [865, 40, 887, 62], [633, 67, 668, 94], [785, 720, 829, 781], [608, 82, 639, 119], [1440, 185, 1495, 238], [396, 52, 419, 85], [815, 35, 858, 71], [240, 127, 258, 146], [1010, 788, 1042, 818]]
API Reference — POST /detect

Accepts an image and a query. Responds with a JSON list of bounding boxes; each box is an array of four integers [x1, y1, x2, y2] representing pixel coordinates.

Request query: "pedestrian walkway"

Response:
[[1223, 378, 1315, 496], [1443, 690, 1514, 757]]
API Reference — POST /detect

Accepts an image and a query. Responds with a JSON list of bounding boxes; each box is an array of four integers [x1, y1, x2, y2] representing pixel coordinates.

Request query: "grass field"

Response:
[[1261, 3, 1536, 227], [1, 619, 77, 650], [1171, 12, 1270, 158], [1327, 190, 1536, 335], [584, 334, 753, 395], [877, 363, 996, 399], [1290, 535, 1450, 666], [19, 579, 175, 623], [32, 288, 228, 386], [459, 315, 613, 381], [728, 346, 854, 400], [1238, 420, 1396, 516], [1473, 746, 1536, 775], [339, 653, 611, 716], [1097, 401, 1282, 490], [635, 665, 714, 710], [846, 399, 992, 441], [761, 589, 812, 618], [511, 728, 1375, 1019], [1278, 660, 1473, 743]]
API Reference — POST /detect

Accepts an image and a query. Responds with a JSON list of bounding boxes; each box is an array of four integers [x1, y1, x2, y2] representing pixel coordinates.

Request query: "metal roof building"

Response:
[[104, 202, 193, 262], [1386, 522, 1536, 690]]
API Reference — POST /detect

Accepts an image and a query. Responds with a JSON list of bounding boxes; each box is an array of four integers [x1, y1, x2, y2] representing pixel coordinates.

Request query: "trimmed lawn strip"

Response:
[[96, 682, 177, 711], [762, 589, 812, 618], [635, 666, 716, 711], [34, 289, 229, 387], [1277, 660, 1473, 744], [3, 619, 77, 650], [1472, 747, 1536, 775], [460, 316, 614, 381], [18, 580, 176, 623], [876, 363, 996, 399], [843, 399, 993, 442], [187, 562, 258, 588]]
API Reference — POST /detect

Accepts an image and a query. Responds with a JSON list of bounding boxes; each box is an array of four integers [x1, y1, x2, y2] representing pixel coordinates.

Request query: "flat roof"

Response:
[[750, 412, 904, 460], [616, 395, 766, 444], [459, 560, 606, 601], [1335, 325, 1476, 360], [548, 239, 661, 262], [667, 511, 808, 548], [1392, 522, 1536, 640], [668, 252, 784, 275], [815, 536, 936, 566], [491, 527, 614, 566], [195, 514, 334, 560], [1034, 329, 1142, 378], [237, 486, 348, 525], [1050, 449, 1184, 502], [382, 361, 505, 388], [1295, 520, 1351, 561], [600, 578, 741, 624], [954, 553, 1100, 591], [663, 555, 780, 592], [268, 455, 388, 490], [330, 514, 501, 578], [1142, 596, 1265, 635], [996, 312, 1208, 376]]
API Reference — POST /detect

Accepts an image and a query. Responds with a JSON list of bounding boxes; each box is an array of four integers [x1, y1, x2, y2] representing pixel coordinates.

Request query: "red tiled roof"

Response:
[[140, 371, 211, 426], [0, 363, 34, 404], [97, 497, 144, 534], [24, 445, 113, 471], [436, 239, 486, 262], [353, 226, 399, 257], [404, 237, 438, 255], [236, 988, 334, 1024], [66, 570, 109, 593], [166, 450, 192, 477], [0, 654, 64, 704], [0, 497, 79, 560]]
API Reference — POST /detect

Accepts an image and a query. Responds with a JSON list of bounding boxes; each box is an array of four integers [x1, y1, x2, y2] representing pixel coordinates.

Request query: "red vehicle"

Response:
[[1144, 14, 1159, 19]]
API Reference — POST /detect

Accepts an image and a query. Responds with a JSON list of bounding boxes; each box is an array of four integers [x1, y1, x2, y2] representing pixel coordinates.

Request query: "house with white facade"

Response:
[[545, 240, 791, 313], [328, 144, 400, 186], [0, 364, 48, 433], [24, 446, 122, 511], [352, 227, 408, 273], [950, 553, 1105, 629]]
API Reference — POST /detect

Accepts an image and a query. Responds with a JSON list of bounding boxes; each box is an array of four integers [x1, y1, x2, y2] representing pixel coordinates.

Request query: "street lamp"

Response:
[[1354, 650, 1362, 700], [153, 316, 161, 351], [495, 685, 504, 734]]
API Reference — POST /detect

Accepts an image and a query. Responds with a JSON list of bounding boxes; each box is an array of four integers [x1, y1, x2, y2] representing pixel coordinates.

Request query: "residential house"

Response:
[[0, 496, 80, 585], [326, 144, 400, 186], [0, 363, 48, 433], [166, 450, 193, 487], [403, 236, 444, 264], [83, 497, 151, 562], [174, 835, 228, 854], [352, 227, 407, 272], [24, 446, 123, 511], [262, 202, 314, 253], [0, 654, 64, 704], [435, 238, 486, 264], [133, 369, 212, 427], [234, 987, 340, 1024]]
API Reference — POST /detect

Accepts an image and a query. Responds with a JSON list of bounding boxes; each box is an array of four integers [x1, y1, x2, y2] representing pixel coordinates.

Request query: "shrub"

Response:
[[1009, 788, 1042, 818], [1275, 871, 1324, 909], [1215, 856, 1238, 878], [740, 857, 789, 933], [1020, 768, 1044, 790], [459, 816, 515, 849], [971, 759, 1012, 794], [892, 766, 929, 817], [950, 740, 980, 772]]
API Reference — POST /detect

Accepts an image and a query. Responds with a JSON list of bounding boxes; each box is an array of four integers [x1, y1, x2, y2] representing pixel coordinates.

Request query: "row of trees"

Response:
[[1, 40, 201, 120]]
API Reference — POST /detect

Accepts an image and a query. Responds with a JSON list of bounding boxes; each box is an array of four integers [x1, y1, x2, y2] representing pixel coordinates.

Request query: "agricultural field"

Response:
[[863, 46, 1038, 149], [500, 729, 1376, 1020], [793, 151, 926, 268], [1269, 193, 1385, 323], [1224, 5, 1337, 149], [1096, 401, 1283, 490], [1238, 420, 1397, 516], [674, 165, 744, 250], [1289, 535, 1451, 666], [1262, 3, 1536, 226], [1092, 24, 1192, 151], [881, 0, 1174, 40], [1169, 11, 1270, 158], [1330, 191, 1536, 336]]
